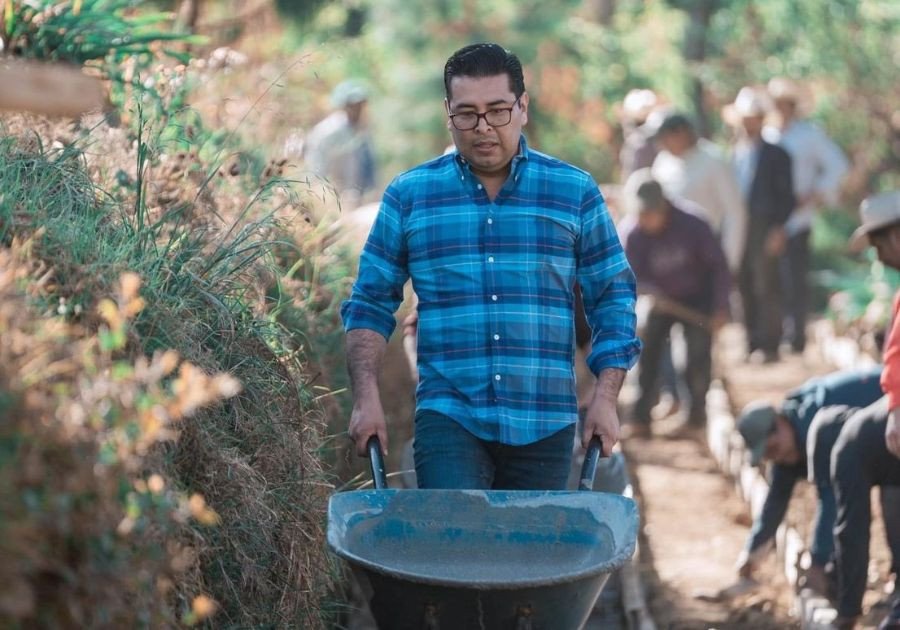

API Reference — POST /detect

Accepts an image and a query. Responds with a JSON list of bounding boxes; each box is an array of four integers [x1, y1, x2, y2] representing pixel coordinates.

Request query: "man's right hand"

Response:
[[349, 398, 389, 457], [737, 557, 755, 580]]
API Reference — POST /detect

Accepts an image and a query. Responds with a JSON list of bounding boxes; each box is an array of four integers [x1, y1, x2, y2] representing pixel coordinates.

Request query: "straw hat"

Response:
[[622, 89, 658, 123], [722, 86, 772, 126], [850, 190, 900, 249], [767, 76, 813, 114]]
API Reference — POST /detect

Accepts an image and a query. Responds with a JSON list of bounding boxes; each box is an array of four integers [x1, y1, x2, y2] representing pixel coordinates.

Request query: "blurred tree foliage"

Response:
[[283, 0, 897, 196]]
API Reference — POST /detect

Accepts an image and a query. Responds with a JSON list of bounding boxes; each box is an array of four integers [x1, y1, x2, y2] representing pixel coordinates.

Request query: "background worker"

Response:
[[303, 79, 376, 206], [765, 77, 849, 354], [832, 191, 900, 629], [734, 367, 884, 594], [650, 111, 747, 274], [724, 86, 795, 364], [619, 168, 730, 437]]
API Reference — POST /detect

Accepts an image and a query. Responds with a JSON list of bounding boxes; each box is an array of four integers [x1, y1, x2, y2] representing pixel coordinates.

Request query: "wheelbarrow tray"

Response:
[[328, 488, 638, 629]]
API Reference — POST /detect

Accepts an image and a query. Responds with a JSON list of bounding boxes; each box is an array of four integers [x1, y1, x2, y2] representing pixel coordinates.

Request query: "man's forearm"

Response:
[[346, 328, 387, 401], [594, 368, 626, 401]]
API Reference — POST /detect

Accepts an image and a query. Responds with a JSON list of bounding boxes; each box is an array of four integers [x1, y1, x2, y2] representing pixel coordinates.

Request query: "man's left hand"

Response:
[[887, 407, 900, 458]]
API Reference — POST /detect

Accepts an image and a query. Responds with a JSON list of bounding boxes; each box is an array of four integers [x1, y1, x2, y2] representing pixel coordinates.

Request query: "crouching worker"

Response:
[[734, 367, 884, 594]]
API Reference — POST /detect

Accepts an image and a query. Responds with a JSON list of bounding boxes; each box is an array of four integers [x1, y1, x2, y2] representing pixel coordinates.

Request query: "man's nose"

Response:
[[474, 115, 492, 132]]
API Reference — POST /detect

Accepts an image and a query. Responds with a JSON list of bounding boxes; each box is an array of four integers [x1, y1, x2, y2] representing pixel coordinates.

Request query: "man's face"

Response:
[[345, 101, 366, 127], [870, 225, 900, 270], [637, 207, 668, 235], [764, 415, 800, 465], [774, 98, 796, 122], [446, 74, 528, 178], [741, 114, 764, 139], [656, 128, 692, 156]]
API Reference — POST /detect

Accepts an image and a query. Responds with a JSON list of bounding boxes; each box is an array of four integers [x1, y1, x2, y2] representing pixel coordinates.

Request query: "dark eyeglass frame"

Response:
[[447, 96, 522, 131]]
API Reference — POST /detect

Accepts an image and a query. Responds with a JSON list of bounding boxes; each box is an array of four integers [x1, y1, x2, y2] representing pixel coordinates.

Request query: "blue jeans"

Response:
[[413, 410, 575, 490]]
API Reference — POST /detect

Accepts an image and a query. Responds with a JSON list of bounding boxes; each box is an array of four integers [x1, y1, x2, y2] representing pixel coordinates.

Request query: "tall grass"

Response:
[[1, 0, 198, 64], [0, 101, 340, 627]]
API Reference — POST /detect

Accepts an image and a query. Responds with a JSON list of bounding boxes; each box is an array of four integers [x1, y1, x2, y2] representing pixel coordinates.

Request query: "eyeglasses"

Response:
[[447, 97, 521, 131]]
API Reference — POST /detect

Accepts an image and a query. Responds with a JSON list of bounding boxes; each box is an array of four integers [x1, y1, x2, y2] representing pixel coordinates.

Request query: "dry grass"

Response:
[[0, 92, 340, 627]]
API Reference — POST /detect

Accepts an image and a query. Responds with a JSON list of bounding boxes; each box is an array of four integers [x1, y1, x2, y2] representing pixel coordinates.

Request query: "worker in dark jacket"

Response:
[[619, 169, 731, 437], [735, 367, 884, 593], [724, 86, 796, 363]]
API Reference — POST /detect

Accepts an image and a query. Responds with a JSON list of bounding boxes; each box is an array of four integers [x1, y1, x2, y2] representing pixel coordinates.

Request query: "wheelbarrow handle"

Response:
[[578, 436, 605, 492], [367, 436, 388, 490]]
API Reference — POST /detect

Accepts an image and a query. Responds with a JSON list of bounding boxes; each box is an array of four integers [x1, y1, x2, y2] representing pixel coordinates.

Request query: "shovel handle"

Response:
[[578, 436, 605, 492], [367, 436, 388, 490]]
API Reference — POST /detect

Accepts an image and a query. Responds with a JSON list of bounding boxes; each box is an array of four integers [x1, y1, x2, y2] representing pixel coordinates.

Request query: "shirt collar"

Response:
[[453, 134, 530, 178]]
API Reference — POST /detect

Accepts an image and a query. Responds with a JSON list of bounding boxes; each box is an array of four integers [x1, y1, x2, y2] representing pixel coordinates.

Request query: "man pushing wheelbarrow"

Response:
[[334, 42, 642, 628]]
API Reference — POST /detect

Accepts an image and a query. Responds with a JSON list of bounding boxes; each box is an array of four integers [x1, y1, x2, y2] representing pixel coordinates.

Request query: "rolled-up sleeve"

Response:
[[576, 184, 642, 375], [340, 182, 409, 340]]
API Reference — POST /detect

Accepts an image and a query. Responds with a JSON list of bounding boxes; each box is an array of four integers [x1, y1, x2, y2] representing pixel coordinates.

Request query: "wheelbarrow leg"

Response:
[[422, 602, 439, 630], [516, 604, 534, 630]]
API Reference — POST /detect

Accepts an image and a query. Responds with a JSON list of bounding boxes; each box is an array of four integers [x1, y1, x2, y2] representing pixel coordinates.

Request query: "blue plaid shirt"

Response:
[[341, 137, 640, 445]]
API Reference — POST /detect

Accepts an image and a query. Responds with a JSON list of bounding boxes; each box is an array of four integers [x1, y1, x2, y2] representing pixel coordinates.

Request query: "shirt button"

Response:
[[488, 256, 494, 263], [477, 184, 483, 190], [494, 374, 501, 381], [491, 294, 498, 301], [493, 334, 500, 341], [487, 218, 493, 225]]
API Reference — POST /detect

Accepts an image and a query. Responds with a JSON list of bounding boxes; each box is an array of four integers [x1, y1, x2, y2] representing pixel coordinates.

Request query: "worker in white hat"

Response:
[[618, 89, 661, 180], [764, 77, 849, 354], [724, 86, 795, 364]]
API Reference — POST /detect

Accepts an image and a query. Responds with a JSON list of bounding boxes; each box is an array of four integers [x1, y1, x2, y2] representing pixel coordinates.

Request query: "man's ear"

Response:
[[519, 91, 530, 125], [444, 98, 453, 130]]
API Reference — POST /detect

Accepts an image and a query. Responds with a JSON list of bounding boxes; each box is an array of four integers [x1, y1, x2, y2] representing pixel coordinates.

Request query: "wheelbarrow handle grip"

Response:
[[367, 436, 388, 490], [578, 436, 605, 492]]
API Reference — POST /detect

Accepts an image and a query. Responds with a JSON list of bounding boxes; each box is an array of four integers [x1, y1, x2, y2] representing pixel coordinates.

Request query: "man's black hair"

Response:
[[443, 43, 525, 100], [655, 112, 695, 137]]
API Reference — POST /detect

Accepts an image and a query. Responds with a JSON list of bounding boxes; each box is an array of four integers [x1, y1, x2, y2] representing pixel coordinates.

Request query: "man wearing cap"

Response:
[[650, 111, 747, 273], [724, 86, 795, 363], [830, 191, 900, 629], [619, 168, 730, 436], [765, 77, 849, 354], [304, 79, 376, 204], [734, 367, 884, 594]]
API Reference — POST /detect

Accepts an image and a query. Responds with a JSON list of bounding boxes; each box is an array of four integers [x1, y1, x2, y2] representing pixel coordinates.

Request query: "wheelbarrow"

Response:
[[327, 436, 639, 629]]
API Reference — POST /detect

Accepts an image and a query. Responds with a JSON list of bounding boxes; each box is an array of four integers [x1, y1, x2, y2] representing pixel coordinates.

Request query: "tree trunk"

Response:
[[674, 0, 720, 137], [584, 0, 617, 25]]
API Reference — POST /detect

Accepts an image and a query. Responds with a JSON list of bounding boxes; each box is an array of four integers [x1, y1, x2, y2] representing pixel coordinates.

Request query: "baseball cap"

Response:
[[737, 401, 778, 466], [330, 80, 369, 108]]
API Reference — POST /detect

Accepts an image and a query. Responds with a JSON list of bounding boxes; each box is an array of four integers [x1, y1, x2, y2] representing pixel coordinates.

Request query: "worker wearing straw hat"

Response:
[[764, 77, 849, 354], [831, 191, 900, 630], [723, 86, 795, 364]]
